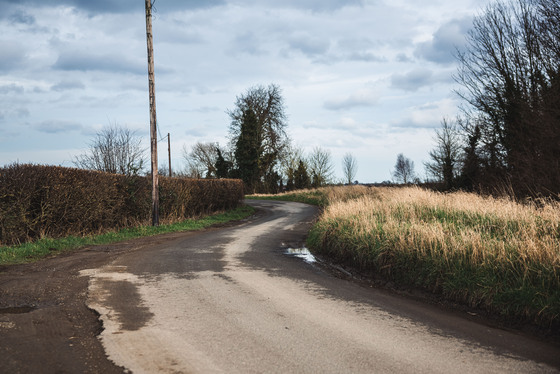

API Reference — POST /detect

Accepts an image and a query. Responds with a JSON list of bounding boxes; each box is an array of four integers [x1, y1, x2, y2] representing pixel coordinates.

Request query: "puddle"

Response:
[[0, 306, 36, 314], [285, 247, 316, 263]]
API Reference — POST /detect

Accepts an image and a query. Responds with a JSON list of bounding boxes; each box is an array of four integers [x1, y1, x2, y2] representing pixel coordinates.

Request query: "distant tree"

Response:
[[294, 160, 311, 190], [424, 118, 462, 190], [228, 84, 290, 192], [342, 153, 358, 185], [182, 142, 219, 178], [73, 124, 145, 176], [263, 170, 282, 194], [158, 164, 175, 178], [234, 109, 260, 193], [280, 144, 305, 191], [392, 153, 416, 184], [215, 147, 233, 178], [458, 123, 482, 191], [308, 146, 335, 187]]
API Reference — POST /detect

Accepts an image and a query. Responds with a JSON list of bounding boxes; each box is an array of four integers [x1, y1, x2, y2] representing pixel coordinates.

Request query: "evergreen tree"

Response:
[[215, 147, 232, 178], [228, 84, 289, 192], [294, 160, 310, 190], [234, 109, 260, 193]]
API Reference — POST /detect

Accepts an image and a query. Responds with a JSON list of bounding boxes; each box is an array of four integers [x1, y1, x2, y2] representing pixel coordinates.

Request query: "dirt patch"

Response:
[[0, 230, 202, 373]]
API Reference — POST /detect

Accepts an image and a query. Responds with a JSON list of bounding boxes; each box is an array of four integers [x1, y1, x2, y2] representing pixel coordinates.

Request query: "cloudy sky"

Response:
[[0, 0, 491, 183]]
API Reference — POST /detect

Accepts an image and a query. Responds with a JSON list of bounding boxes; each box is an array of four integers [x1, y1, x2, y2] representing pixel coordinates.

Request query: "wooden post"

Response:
[[167, 133, 172, 177], [145, 0, 159, 226]]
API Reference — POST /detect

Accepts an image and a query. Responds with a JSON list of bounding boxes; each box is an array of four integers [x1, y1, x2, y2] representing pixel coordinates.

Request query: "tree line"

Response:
[[74, 84, 358, 194], [182, 84, 358, 193], [425, 0, 560, 197]]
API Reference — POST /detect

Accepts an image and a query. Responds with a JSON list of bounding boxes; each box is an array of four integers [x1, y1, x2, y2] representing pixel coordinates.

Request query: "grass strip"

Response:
[[0, 204, 255, 266]]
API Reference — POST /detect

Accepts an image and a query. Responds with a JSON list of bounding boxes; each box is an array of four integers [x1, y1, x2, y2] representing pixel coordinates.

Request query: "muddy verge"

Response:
[[0, 231, 203, 374]]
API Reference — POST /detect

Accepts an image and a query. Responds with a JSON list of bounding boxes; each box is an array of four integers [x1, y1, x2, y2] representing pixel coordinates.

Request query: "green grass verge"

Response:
[[0, 204, 255, 266]]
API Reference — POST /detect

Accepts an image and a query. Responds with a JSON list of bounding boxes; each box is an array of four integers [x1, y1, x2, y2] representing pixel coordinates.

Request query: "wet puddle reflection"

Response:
[[285, 247, 316, 263]]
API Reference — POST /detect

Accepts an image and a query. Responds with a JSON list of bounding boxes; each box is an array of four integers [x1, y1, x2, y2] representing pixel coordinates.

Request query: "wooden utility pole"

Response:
[[145, 0, 159, 226], [167, 133, 172, 177]]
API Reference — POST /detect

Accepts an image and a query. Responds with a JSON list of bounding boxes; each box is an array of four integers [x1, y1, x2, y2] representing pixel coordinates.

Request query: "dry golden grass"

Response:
[[305, 185, 560, 326], [320, 186, 560, 269]]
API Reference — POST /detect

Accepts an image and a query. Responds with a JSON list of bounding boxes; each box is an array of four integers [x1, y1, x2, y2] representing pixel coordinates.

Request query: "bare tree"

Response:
[[454, 0, 560, 196], [342, 153, 358, 184], [424, 118, 462, 189], [182, 142, 219, 178], [73, 125, 145, 175], [308, 146, 335, 187], [392, 153, 416, 184], [280, 144, 306, 190]]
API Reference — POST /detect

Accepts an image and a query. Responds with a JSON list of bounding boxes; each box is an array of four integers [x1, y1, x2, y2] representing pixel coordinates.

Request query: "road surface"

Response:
[[83, 200, 559, 373]]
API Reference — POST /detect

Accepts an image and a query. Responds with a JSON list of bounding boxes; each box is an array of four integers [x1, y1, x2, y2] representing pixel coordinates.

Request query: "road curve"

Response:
[[83, 200, 559, 373]]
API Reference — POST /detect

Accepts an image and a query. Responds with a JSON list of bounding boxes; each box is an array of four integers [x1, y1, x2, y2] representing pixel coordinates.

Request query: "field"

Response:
[[253, 186, 560, 328]]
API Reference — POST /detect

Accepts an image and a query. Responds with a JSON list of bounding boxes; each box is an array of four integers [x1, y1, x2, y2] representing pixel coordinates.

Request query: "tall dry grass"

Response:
[[307, 186, 560, 327]]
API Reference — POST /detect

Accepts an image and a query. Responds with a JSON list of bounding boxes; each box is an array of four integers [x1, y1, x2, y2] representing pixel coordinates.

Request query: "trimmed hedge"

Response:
[[0, 164, 244, 246]]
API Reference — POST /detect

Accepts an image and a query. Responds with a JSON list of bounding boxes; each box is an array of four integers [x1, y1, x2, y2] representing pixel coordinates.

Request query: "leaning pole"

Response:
[[145, 0, 159, 226]]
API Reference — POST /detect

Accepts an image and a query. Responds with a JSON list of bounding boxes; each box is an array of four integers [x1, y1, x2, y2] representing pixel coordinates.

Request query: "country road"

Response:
[[81, 200, 559, 373]]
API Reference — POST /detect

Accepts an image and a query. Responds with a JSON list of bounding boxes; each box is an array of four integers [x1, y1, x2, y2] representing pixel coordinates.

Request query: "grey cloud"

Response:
[[287, 33, 330, 58], [232, 32, 266, 56], [332, 37, 385, 63], [0, 84, 25, 94], [391, 68, 433, 92], [324, 91, 378, 111], [346, 51, 385, 62], [0, 0, 226, 14], [255, 0, 364, 12], [35, 120, 83, 134], [53, 52, 145, 75], [52, 80, 85, 92], [0, 107, 29, 122], [414, 16, 472, 64], [9, 10, 36, 25], [0, 41, 26, 72], [15, 108, 30, 118], [396, 53, 413, 63]]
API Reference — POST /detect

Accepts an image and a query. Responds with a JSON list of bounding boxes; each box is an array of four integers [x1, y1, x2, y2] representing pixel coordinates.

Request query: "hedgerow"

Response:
[[0, 164, 243, 245]]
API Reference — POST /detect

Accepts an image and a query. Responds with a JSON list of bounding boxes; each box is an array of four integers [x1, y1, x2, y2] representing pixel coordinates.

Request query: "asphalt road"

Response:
[[83, 200, 559, 373]]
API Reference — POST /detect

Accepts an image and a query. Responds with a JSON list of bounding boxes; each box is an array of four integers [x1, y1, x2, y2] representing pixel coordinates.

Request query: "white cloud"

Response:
[[391, 98, 459, 130]]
